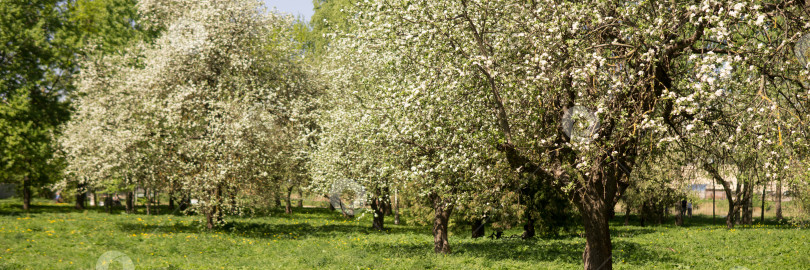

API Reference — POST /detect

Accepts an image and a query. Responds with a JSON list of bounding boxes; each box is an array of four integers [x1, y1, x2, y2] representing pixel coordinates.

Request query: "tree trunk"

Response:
[[760, 182, 766, 223], [104, 194, 113, 214], [725, 196, 736, 229], [578, 196, 613, 270], [393, 190, 400, 225], [652, 203, 667, 225], [22, 175, 31, 211], [179, 194, 189, 211], [297, 188, 304, 208], [733, 182, 742, 225], [704, 164, 736, 229], [371, 197, 385, 231], [274, 190, 282, 208], [75, 183, 86, 210], [431, 195, 453, 254], [169, 191, 175, 211], [521, 215, 535, 239], [639, 201, 647, 227], [743, 183, 753, 225], [285, 186, 293, 214], [472, 218, 485, 238], [675, 203, 684, 226], [145, 188, 151, 215], [383, 194, 393, 216], [216, 185, 223, 224], [206, 209, 215, 229], [126, 191, 134, 214], [207, 185, 224, 229], [775, 179, 783, 221], [623, 204, 631, 226], [325, 195, 335, 211]]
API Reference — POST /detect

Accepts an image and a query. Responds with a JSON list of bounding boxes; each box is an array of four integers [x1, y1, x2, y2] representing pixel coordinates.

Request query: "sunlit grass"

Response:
[[1, 199, 807, 269]]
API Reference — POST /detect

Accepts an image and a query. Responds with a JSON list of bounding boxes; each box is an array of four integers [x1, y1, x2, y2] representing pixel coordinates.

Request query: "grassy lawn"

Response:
[[1, 199, 808, 269]]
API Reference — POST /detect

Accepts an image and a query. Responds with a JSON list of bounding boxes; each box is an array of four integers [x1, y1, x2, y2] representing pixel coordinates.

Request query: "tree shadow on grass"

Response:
[[614, 213, 799, 230], [0, 200, 187, 217], [609, 226, 658, 238], [0, 199, 350, 218], [115, 217, 427, 240], [356, 237, 681, 266], [0, 201, 86, 216]]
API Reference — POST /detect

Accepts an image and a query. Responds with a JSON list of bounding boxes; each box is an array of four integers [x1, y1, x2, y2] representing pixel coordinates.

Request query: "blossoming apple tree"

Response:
[[62, 0, 320, 228], [339, 0, 810, 268]]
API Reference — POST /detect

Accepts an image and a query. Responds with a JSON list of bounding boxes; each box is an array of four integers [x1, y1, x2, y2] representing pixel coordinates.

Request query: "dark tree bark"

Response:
[[22, 175, 31, 211], [104, 194, 113, 214], [726, 194, 738, 228], [472, 218, 485, 238], [639, 201, 647, 227], [75, 183, 87, 210], [431, 194, 453, 254], [521, 215, 535, 239], [577, 193, 613, 270], [168, 191, 175, 211], [285, 186, 293, 214], [370, 196, 385, 231], [742, 182, 754, 225], [126, 191, 134, 214], [657, 202, 664, 225], [325, 194, 335, 211], [383, 194, 393, 216], [274, 190, 282, 208], [297, 188, 303, 208], [179, 194, 190, 211], [206, 209, 216, 230]]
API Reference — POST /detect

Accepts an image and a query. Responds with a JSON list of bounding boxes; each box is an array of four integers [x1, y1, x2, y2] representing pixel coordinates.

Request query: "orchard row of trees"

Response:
[[3, 1, 810, 270], [320, 1, 810, 269]]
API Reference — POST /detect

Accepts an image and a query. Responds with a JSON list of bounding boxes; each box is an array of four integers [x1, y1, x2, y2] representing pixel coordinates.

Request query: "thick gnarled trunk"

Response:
[[75, 183, 87, 210], [472, 218, 485, 238], [431, 195, 453, 254], [578, 193, 613, 270], [126, 191, 134, 213]]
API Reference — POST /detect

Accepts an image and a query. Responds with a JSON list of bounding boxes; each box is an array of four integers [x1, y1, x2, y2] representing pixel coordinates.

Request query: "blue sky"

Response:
[[262, 0, 315, 22]]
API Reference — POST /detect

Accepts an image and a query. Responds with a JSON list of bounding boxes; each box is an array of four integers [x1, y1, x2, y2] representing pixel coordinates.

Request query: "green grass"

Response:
[[1, 199, 808, 269]]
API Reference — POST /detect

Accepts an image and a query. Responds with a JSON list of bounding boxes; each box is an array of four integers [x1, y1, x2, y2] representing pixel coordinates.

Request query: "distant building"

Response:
[[684, 164, 738, 199]]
